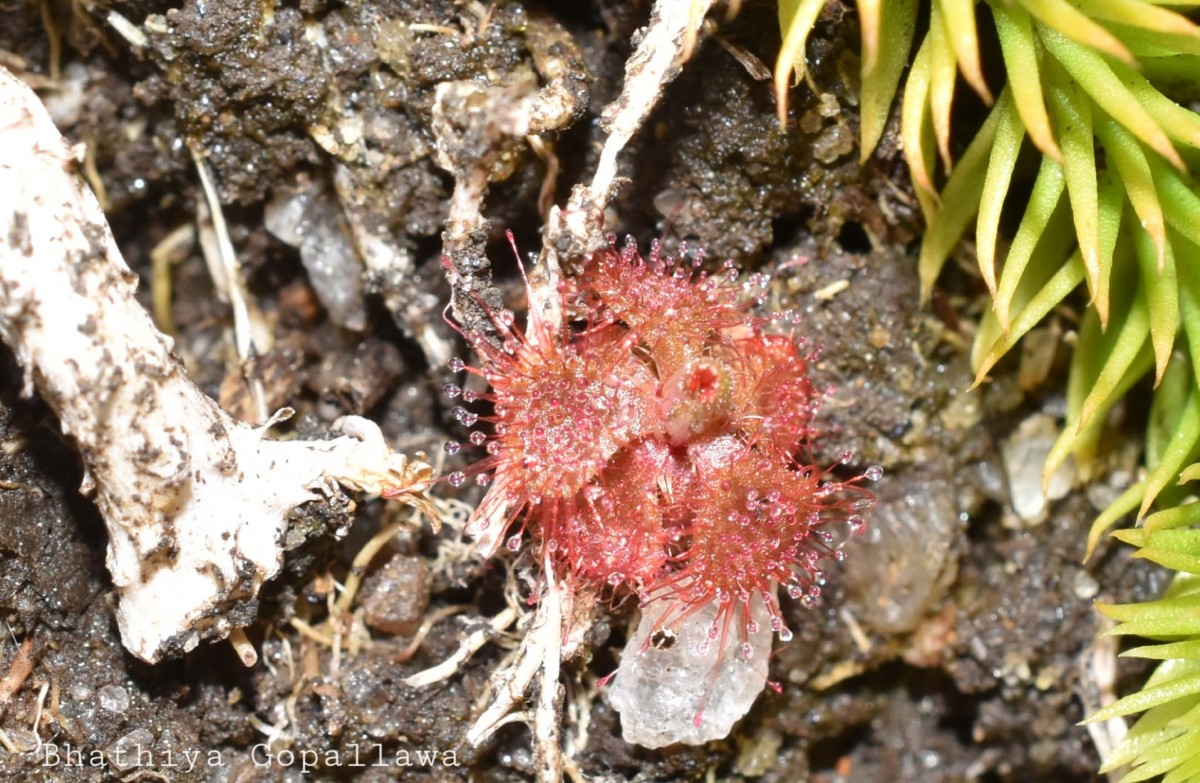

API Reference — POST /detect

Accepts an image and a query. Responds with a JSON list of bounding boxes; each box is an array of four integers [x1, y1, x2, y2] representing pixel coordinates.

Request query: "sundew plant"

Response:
[[771, 0, 1200, 780]]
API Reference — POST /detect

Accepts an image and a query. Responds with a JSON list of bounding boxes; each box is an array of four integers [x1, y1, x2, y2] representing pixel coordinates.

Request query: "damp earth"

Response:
[[0, 1, 1162, 781]]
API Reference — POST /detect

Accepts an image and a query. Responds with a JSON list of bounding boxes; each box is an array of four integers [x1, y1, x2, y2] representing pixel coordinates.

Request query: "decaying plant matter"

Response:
[[0, 66, 434, 664]]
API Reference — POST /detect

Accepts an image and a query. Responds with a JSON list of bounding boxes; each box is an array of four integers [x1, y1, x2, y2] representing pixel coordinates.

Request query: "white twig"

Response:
[[465, 582, 555, 747], [539, 0, 715, 275], [0, 66, 433, 663], [403, 607, 518, 688], [1081, 613, 1128, 780], [532, 554, 565, 783], [192, 143, 270, 422]]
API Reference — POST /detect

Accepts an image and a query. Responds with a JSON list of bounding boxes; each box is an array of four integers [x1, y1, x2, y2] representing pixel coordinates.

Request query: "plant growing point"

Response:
[[445, 236, 881, 745]]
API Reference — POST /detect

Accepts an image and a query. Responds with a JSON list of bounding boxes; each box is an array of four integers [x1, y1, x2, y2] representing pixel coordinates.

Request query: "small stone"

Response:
[[608, 591, 772, 748], [842, 473, 960, 634], [1073, 570, 1099, 601], [107, 729, 154, 772], [1002, 413, 1076, 524], [360, 555, 431, 635], [98, 683, 130, 713]]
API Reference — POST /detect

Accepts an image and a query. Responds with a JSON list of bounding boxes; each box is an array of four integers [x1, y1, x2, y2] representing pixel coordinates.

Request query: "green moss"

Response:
[[772, 0, 1200, 778]]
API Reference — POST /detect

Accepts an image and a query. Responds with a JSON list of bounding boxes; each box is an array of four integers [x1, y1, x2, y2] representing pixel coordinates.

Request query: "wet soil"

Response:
[[0, 0, 1161, 781]]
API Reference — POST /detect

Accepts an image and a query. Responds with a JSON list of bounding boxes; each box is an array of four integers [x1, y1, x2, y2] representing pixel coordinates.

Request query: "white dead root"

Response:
[[0, 66, 434, 664], [537, 0, 717, 280]]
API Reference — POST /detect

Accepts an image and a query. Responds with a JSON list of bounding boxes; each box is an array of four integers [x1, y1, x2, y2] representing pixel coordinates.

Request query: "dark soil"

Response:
[[0, 1, 1160, 781]]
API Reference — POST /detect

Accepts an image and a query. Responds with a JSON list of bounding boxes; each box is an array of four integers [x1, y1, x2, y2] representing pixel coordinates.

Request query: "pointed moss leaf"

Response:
[[1094, 170, 1128, 342], [1111, 528, 1150, 548], [977, 88, 1024, 294], [1123, 640, 1200, 661], [1096, 116, 1167, 271], [1087, 477, 1145, 559], [1041, 26, 1185, 171], [975, 251, 1083, 382], [1058, 174, 1130, 434], [1075, 0, 1200, 38], [918, 94, 1001, 303], [1115, 61, 1200, 155], [1070, 304, 1107, 421], [1121, 527, 1200, 558], [1150, 354, 1195, 471], [1169, 703, 1200, 730], [1057, 356, 1148, 479], [1077, 293, 1150, 433], [1104, 727, 1182, 779], [1182, 464, 1200, 485], [1105, 22, 1200, 59], [901, 39, 938, 207], [1015, 0, 1135, 65], [992, 3, 1061, 161], [1135, 548, 1200, 576], [1046, 297, 1116, 488], [858, 0, 882, 73], [1070, 404, 1109, 474], [860, 0, 917, 161], [1162, 748, 1200, 783], [1100, 694, 1196, 773], [1131, 214, 1179, 384], [939, 0, 992, 102], [1178, 246, 1200, 391], [970, 312, 1003, 383], [1101, 591, 1200, 635], [1088, 672, 1200, 723], [1045, 63, 1105, 321], [1152, 165, 1200, 256], [1118, 734, 1200, 783], [1146, 502, 1200, 533], [1167, 576, 1200, 603], [993, 157, 1069, 329], [1150, 653, 1200, 689], [774, 0, 826, 126], [929, 2, 958, 171], [1140, 390, 1200, 518]]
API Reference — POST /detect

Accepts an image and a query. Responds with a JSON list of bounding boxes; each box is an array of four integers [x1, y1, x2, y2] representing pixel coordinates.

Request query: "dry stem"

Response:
[[0, 66, 433, 663]]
